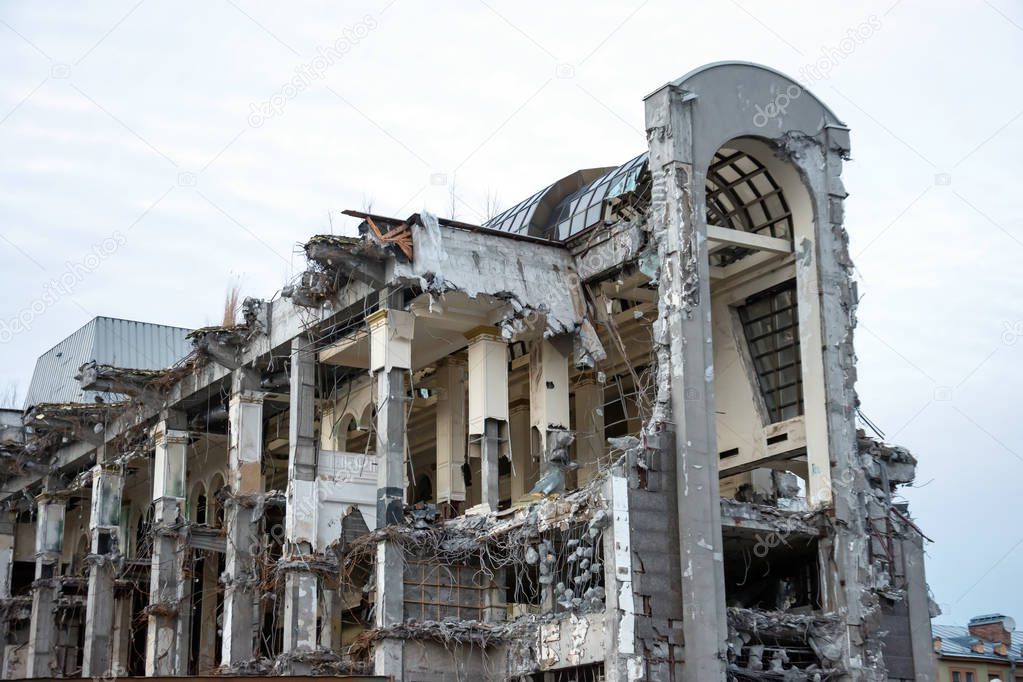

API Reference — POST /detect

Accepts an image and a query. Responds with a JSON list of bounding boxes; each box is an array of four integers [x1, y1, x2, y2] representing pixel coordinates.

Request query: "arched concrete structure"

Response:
[[635, 61, 918, 682]]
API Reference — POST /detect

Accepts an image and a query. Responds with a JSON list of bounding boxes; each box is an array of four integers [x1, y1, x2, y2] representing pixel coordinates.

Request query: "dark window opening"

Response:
[[738, 281, 804, 423], [529, 662, 605, 681], [724, 534, 821, 612], [10, 561, 35, 596], [195, 494, 207, 525], [136, 504, 154, 559]]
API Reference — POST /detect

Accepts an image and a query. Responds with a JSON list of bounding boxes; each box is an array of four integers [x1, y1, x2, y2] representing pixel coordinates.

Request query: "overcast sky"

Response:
[[2, 0, 1021, 626]]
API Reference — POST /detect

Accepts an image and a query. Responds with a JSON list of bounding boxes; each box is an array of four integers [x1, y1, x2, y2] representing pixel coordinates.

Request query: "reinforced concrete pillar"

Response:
[[573, 376, 605, 486], [644, 83, 728, 681], [466, 327, 508, 511], [902, 528, 938, 681], [82, 457, 123, 678], [145, 414, 189, 677], [26, 488, 66, 679], [508, 400, 532, 502], [221, 368, 265, 668], [368, 309, 412, 678], [434, 357, 467, 511], [282, 335, 320, 672]]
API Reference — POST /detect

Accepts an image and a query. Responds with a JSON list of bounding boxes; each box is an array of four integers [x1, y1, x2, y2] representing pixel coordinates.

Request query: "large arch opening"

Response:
[[704, 136, 827, 618], [705, 137, 816, 503]]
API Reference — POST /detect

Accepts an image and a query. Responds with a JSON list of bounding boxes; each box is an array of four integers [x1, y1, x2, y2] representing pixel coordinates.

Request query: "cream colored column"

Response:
[[529, 338, 571, 458], [434, 357, 467, 509], [573, 376, 605, 486], [465, 327, 509, 511], [508, 400, 532, 502], [794, 219, 834, 507]]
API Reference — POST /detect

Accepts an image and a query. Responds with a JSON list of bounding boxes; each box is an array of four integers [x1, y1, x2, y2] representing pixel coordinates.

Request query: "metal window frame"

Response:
[[737, 280, 804, 423]]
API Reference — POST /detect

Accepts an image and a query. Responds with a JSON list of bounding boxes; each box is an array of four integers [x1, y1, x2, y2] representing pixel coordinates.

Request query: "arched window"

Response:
[[72, 533, 90, 576], [136, 504, 154, 559], [208, 473, 225, 529], [190, 482, 208, 525]]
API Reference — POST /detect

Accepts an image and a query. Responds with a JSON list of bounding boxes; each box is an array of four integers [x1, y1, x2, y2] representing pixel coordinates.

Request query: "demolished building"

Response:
[[0, 62, 939, 681]]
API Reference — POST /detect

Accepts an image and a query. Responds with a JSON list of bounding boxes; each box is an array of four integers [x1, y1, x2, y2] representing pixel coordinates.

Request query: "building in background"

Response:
[[0, 62, 941, 681], [933, 615, 1023, 682]]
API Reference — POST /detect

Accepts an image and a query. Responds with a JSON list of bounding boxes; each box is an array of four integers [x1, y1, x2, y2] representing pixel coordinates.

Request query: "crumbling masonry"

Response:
[[0, 62, 938, 681]]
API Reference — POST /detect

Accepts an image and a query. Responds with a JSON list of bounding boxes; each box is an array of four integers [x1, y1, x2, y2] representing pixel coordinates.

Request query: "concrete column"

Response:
[[368, 309, 412, 679], [26, 489, 66, 679], [0, 515, 15, 680], [82, 458, 123, 678], [221, 368, 265, 669], [282, 335, 319, 672], [529, 337, 571, 458], [0, 517, 12, 600], [466, 327, 509, 511], [508, 401, 532, 503], [644, 83, 728, 681], [111, 591, 132, 676], [573, 376, 605, 486], [319, 588, 343, 651], [902, 529, 937, 681], [434, 357, 467, 510], [145, 414, 189, 676], [197, 553, 219, 672], [602, 474, 635, 682], [819, 127, 874, 672]]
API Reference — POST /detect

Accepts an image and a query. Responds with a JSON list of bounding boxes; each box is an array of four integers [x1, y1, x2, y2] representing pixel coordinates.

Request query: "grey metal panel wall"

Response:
[[92, 317, 191, 371], [22, 317, 191, 409], [23, 318, 97, 408]]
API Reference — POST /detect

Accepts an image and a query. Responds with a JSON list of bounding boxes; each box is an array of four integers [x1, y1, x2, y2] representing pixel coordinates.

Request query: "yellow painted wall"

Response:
[[937, 658, 1019, 681]]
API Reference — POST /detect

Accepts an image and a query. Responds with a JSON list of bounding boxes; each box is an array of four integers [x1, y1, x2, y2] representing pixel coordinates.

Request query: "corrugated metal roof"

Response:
[[23, 317, 192, 409], [933, 623, 1023, 661]]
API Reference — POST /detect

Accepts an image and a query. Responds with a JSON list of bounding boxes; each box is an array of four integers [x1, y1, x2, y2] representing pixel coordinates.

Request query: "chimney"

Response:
[[968, 614, 1016, 647]]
